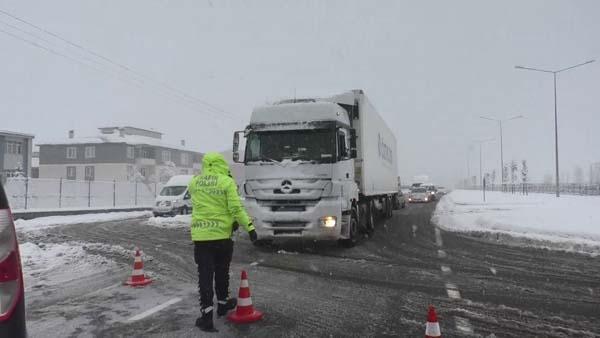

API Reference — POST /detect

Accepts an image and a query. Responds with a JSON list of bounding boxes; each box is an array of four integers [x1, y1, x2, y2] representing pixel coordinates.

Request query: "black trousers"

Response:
[[193, 239, 234, 310]]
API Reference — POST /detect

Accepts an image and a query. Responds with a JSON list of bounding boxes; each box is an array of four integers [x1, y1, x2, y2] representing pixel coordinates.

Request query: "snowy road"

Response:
[[19, 203, 600, 337]]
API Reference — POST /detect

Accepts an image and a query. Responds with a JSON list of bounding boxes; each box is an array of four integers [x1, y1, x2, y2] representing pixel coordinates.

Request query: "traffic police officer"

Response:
[[188, 152, 257, 331]]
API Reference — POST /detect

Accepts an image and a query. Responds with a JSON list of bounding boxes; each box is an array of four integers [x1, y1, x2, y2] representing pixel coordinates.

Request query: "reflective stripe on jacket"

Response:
[[188, 152, 254, 241]]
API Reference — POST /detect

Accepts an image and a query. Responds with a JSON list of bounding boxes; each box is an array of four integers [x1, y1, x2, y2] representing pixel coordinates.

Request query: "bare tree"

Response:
[[574, 166, 584, 184], [503, 163, 509, 184], [521, 160, 528, 195], [510, 161, 518, 193]]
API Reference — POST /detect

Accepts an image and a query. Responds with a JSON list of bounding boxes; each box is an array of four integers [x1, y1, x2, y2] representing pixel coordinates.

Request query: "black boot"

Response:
[[195, 307, 217, 332], [217, 298, 237, 317]]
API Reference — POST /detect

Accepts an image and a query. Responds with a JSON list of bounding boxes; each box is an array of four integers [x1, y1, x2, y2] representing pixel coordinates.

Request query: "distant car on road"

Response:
[[423, 184, 438, 201], [408, 187, 430, 203], [0, 180, 27, 338], [153, 175, 194, 217], [437, 186, 449, 195]]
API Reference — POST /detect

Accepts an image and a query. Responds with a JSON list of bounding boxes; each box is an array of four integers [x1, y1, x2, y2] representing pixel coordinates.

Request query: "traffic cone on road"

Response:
[[124, 247, 152, 287], [227, 270, 263, 324], [425, 305, 441, 338]]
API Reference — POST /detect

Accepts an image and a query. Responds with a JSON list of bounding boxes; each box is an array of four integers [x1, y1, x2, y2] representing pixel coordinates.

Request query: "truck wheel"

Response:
[[339, 210, 358, 248], [366, 201, 375, 236], [392, 195, 400, 210], [386, 197, 393, 218]]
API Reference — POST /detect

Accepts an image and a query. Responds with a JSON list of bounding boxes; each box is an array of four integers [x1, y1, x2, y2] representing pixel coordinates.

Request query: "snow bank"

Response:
[[15, 211, 152, 232], [19, 241, 149, 291], [19, 242, 115, 290], [432, 190, 600, 255], [145, 214, 191, 228]]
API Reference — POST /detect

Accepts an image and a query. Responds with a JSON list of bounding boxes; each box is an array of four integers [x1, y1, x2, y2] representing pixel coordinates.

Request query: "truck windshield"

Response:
[[245, 129, 336, 163], [160, 186, 187, 196]]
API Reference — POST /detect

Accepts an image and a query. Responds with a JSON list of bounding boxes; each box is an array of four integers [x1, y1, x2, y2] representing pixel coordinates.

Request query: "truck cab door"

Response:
[[336, 129, 358, 207]]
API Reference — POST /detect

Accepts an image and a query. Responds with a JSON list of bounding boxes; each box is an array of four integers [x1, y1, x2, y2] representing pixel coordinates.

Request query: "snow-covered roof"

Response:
[[0, 130, 35, 138], [37, 133, 200, 153], [251, 102, 350, 126], [165, 175, 194, 186]]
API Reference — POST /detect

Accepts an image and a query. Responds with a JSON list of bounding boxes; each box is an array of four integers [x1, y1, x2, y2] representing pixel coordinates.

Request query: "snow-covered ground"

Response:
[[20, 242, 115, 291], [145, 214, 191, 228], [15, 211, 152, 232], [433, 190, 600, 255]]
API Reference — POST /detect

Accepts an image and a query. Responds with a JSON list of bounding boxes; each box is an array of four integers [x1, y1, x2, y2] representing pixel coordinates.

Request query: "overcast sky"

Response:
[[1, 0, 599, 185]]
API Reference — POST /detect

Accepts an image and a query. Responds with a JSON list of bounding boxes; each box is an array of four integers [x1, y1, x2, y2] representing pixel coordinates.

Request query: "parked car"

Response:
[[0, 180, 27, 337], [153, 175, 194, 217], [408, 187, 430, 203]]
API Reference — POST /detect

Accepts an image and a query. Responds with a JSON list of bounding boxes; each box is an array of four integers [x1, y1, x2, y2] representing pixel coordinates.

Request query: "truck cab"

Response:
[[235, 102, 359, 244], [234, 90, 399, 247]]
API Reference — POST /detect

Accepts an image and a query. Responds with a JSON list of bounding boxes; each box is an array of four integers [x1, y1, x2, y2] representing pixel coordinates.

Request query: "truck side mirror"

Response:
[[232, 131, 243, 163], [349, 129, 357, 159]]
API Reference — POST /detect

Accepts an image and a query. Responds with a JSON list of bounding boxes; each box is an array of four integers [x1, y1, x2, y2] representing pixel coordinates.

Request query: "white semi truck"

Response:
[[233, 90, 400, 247]]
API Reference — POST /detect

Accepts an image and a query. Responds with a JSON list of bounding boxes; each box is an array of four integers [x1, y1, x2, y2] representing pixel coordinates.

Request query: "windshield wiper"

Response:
[[252, 156, 283, 166]]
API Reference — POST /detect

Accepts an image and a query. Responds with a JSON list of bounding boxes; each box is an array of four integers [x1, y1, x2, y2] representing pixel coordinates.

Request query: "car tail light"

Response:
[[0, 208, 23, 321]]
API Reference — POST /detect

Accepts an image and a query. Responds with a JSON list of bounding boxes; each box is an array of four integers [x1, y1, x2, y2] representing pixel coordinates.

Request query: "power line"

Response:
[[0, 8, 234, 119], [0, 20, 145, 87], [0, 26, 231, 121]]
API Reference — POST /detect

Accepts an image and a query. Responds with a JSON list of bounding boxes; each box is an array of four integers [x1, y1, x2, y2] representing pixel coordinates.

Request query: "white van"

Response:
[[153, 175, 194, 217]]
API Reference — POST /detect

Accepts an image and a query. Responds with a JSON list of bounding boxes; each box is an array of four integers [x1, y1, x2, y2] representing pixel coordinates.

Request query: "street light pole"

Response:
[[515, 59, 595, 197], [499, 120, 504, 188], [466, 149, 471, 187], [553, 72, 559, 198], [479, 143, 482, 188], [480, 115, 523, 189], [473, 138, 494, 200]]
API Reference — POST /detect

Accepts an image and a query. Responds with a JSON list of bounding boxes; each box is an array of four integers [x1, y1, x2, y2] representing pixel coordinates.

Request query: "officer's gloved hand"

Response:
[[248, 229, 258, 243]]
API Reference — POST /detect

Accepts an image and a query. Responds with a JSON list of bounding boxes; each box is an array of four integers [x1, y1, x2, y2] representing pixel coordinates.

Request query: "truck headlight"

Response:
[[320, 216, 337, 228]]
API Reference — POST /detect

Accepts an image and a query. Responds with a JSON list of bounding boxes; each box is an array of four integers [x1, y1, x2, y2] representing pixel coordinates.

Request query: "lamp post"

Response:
[[515, 60, 595, 197], [480, 115, 524, 189], [473, 138, 494, 200]]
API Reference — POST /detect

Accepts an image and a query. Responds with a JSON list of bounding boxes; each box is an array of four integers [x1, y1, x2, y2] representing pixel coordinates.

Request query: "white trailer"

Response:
[[328, 91, 399, 198], [233, 89, 400, 247]]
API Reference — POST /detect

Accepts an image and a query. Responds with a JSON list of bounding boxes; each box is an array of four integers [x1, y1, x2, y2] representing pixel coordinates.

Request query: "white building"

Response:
[[0, 130, 34, 178], [38, 126, 202, 183]]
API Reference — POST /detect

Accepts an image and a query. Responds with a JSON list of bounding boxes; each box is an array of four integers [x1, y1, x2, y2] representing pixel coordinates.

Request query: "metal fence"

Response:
[[4, 177, 165, 210], [469, 183, 600, 196]]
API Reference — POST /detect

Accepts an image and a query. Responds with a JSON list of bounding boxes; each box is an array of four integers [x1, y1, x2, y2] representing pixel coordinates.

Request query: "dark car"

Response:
[[0, 180, 26, 338], [423, 184, 438, 201]]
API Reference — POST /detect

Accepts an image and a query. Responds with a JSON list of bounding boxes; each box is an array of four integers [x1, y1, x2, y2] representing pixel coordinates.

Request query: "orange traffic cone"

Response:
[[227, 270, 263, 324], [124, 247, 152, 287], [425, 305, 441, 337]]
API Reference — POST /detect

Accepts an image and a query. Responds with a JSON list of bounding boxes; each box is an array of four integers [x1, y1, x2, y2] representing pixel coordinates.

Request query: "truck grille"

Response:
[[274, 229, 303, 235], [271, 205, 305, 212], [269, 222, 307, 228], [273, 188, 301, 194], [258, 199, 317, 212]]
